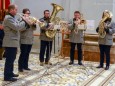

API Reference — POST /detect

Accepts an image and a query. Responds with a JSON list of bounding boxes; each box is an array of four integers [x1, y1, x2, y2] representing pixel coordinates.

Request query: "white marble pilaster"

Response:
[[113, 0, 115, 21]]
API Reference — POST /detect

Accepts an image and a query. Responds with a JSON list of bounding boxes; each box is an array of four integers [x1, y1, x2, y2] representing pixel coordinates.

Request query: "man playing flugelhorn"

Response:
[[68, 11, 86, 65], [96, 10, 115, 70], [3, 4, 29, 81], [18, 8, 36, 72]]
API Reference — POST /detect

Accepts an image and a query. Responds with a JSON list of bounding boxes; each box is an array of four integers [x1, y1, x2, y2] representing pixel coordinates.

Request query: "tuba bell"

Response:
[[45, 3, 64, 38], [98, 10, 113, 38]]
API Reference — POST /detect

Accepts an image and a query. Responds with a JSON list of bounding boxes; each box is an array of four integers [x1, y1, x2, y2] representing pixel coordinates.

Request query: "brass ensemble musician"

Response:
[[3, 4, 29, 81], [0, 21, 4, 60], [18, 8, 36, 72], [39, 10, 54, 66], [68, 11, 86, 65], [96, 10, 115, 70], [38, 3, 63, 66]]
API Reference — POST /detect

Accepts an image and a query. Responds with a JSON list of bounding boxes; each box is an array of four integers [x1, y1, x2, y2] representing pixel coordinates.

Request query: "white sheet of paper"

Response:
[[86, 20, 95, 30], [78, 25, 86, 30], [54, 25, 60, 30]]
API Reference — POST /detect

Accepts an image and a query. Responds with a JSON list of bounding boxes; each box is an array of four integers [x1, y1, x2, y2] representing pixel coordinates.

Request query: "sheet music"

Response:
[[86, 20, 95, 30]]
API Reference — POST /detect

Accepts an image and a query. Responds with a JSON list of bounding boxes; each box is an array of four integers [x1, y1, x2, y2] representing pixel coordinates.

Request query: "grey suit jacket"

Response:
[[68, 19, 86, 43], [20, 25, 36, 44], [39, 17, 54, 41], [98, 21, 115, 45], [2, 14, 26, 48]]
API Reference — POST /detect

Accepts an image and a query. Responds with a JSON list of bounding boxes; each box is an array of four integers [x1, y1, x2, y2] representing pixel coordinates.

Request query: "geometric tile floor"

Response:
[[0, 53, 115, 86]]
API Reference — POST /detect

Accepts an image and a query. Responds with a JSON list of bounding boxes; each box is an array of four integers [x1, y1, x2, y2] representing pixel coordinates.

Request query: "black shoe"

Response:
[[40, 62, 44, 66], [45, 62, 52, 65], [78, 62, 83, 65], [96, 65, 103, 68], [69, 61, 74, 65], [105, 66, 109, 70], [24, 68, 31, 71], [12, 74, 19, 77], [4, 77, 17, 82], [18, 69, 23, 72]]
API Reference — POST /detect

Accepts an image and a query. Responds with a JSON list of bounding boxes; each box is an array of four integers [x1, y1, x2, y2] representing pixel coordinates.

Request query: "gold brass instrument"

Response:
[[74, 15, 87, 34], [28, 16, 46, 27], [59, 21, 68, 31], [98, 10, 113, 38], [45, 3, 64, 38], [17, 13, 45, 27]]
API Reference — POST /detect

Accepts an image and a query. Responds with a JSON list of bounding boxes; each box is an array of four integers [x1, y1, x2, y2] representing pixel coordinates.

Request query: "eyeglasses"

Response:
[[26, 13, 31, 14], [45, 12, 50, 14]]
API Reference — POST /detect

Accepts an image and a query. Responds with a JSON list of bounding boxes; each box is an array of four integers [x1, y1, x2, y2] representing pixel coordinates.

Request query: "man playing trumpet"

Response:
[[68, 11, 86, 65]]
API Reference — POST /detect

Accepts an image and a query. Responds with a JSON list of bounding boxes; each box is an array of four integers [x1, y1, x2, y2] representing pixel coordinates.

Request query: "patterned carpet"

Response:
[[0, 53, 115, 86]]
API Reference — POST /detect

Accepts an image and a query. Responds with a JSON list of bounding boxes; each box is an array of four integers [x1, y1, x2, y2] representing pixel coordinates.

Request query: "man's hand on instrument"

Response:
[[48, 23, 54, 30], [22, 16, 33, 25], [74, 20, 80, 26]]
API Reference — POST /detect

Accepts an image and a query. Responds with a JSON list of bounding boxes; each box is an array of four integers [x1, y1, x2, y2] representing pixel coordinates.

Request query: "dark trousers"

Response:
[[18, 44, 32, 70], [39, 40, 52, 62], [4, 47, 17, 79], [70, 42, 82, 62], [99, 44, 111, 67]]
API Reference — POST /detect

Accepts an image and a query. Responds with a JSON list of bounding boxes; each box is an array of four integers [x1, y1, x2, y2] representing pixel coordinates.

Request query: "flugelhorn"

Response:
[[17, 13, 45, 27]]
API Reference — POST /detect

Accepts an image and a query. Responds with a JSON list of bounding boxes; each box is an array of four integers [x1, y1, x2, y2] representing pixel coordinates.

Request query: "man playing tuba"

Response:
[[39, 10, 54, 66], [39, 3, 63, 66]]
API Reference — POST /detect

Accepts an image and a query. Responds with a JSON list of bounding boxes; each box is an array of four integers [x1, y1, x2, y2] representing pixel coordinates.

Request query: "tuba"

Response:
[[98, 10, 113, 38], [45, 3, 64, 38]]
